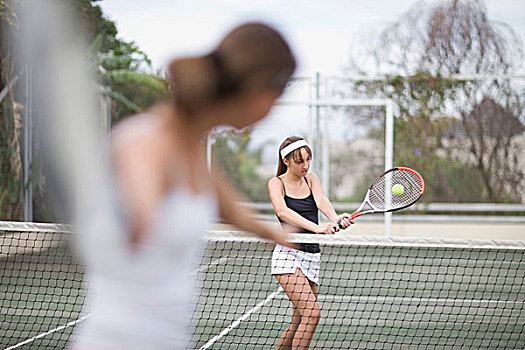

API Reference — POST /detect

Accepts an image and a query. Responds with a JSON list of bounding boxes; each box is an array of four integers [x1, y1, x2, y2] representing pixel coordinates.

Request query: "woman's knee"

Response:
[[297, 302, 321, 324], [309, 302, 321, 324]]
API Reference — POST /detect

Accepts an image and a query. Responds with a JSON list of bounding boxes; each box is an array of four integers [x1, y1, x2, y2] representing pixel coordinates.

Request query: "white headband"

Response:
[[280, 140, 310, 159]]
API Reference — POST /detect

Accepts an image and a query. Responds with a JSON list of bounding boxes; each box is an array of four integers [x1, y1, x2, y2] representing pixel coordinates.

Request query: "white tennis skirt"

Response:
[[271, 244, 321, 285]]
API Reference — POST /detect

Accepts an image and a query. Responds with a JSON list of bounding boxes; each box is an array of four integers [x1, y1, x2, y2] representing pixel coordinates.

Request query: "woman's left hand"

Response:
[[335, 213, 354, 230]]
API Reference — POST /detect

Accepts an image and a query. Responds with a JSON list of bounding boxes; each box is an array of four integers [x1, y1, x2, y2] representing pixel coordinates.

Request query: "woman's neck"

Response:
[[281, 171, 304, 184], [153, 103, 208, 149]]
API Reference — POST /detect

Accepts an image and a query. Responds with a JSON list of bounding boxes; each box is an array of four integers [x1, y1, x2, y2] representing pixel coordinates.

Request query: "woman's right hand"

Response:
[[315, 222, 340, 235]]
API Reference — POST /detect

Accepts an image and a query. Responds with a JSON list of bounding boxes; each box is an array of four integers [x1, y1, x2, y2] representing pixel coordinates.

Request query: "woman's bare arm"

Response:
[[268, 177, 318, 232], [214, 173, 292, 246], [308, 173, 353, 229], [307, 173, 338, 221]]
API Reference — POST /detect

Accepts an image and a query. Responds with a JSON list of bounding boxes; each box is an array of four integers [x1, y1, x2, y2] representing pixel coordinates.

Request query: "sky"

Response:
[[96, 0, 525, 166], [98, 0, 525, 77]]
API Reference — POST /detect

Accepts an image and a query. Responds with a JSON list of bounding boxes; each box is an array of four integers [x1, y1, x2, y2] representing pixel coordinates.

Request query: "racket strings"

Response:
[[369, 170, 423, 210]]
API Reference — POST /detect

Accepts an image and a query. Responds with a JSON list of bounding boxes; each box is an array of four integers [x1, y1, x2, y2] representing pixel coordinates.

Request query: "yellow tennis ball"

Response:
[[392, 184, 404, 196]]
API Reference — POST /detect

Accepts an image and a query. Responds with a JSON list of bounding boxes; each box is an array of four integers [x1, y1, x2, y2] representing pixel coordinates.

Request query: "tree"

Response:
[[77, 0, 167, 122], [212, 128, 272, 202], [462, 97, 524, 202], [0, 0, 167, 221], [0, 0, 24, 219], [347, 0, 525, 203], [92, 36, 167, 122]]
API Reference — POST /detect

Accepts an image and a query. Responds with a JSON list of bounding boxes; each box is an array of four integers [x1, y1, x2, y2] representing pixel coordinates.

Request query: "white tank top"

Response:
[[72, 188, 217, 349]]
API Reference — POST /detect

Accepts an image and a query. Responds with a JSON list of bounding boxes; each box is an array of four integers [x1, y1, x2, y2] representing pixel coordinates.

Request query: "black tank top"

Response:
[[276, 177, 321, 253]]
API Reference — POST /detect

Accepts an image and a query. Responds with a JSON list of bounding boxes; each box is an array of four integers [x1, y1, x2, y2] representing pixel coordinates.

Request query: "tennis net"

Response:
[[1, 222, 524, 349], [0, 222, 84, 350]]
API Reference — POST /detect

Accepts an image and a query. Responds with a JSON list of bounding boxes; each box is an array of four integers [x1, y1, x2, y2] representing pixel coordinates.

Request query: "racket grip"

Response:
[[337, 215, 357, 229]]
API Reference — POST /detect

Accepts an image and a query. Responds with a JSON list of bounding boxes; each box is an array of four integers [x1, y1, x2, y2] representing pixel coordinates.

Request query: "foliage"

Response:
[[0, 0, 17, 28], [99, 64, 167, 119], [0, 0, 167, 221], [82, 2, 168, 122], [212, 128, 271, 202], [0, 0, 23, 220], [347, 0, 525, 203], [52, 0, 167, 120]]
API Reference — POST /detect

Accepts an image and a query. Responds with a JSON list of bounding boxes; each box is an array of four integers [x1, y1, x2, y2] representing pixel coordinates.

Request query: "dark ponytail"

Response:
[[168, 55, 222, 116], [168, 22, 296, 116], [276, 136, 312, 176]]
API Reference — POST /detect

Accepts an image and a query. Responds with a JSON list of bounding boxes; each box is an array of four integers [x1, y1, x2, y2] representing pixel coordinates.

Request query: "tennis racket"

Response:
[[339, 167, 425, 226]]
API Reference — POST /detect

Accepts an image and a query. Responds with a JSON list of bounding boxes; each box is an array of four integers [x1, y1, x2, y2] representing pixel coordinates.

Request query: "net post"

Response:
[[384, 99, 394, 237], [206, 130, 213, 171], [321, 99, 329, 196], [312, 72, 322, 176], [23, 66, 33, 222]]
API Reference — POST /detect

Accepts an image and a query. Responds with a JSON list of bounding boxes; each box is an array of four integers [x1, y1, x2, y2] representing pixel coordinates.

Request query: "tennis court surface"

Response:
[[1, 222, 524, 349]]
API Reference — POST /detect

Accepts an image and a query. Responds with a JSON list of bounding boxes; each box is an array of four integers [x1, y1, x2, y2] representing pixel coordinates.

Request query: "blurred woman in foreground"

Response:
[[72, 22, 296, 350]]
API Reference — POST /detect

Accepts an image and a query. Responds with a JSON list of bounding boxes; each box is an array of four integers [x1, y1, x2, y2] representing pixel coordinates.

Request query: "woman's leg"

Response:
[[308, 279, 319, 300], [275, 268, 321, 350], [274, 304, 301, 349]]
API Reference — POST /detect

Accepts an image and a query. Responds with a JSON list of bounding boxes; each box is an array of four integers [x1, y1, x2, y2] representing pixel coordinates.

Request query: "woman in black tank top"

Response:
[[276, 176, 320, 253], [268, 136, 353, 349]]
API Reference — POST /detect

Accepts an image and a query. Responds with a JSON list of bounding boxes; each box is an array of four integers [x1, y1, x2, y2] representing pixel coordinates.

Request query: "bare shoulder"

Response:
[[112, 113, 163, 154], [268, 176, 282, 188], [268, 176, 284, 194]]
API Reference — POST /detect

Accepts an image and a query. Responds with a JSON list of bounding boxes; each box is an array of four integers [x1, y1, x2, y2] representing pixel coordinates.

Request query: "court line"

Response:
[[193, 255, 270, 288], [193, 256, 232, 274], [199, 287, 283, 350], [192, 254, 268, 275], [4, 253, 236, 348], [4, 315, 90, 350]]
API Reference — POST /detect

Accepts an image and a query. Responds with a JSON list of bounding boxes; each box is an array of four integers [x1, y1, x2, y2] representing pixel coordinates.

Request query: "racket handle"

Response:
[[337, 216, 356, 229]]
